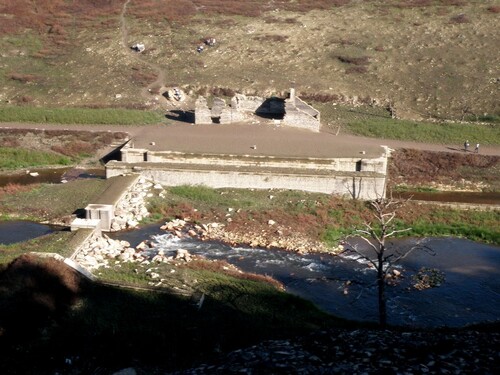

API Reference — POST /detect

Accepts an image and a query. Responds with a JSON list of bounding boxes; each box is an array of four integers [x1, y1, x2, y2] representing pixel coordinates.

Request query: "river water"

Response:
[[0, 221, 54, 245], [113, 226, 500, 329], [0, 167, 105, 187]]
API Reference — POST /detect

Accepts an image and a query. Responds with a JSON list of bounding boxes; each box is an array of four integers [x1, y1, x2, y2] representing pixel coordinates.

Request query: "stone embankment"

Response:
[[74, 233, 198, 285], [109, 177, 160, 231]]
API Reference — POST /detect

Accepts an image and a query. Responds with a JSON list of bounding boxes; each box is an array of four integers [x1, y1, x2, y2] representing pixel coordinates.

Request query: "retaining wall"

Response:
[[107, 162, 386, 200]]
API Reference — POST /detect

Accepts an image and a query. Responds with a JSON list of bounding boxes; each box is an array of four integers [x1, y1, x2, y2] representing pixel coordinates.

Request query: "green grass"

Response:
[[346, 118, 500, 145], [0, 147, 72, 169], [147, 186, 500, 245], [0, 231, 75, 264], [317, 103, 500, 145], [0, 106, 165, 125], [409, 221, 500, 244], [0, 179, 108, 221], [48, 278, 340, 371], [0, 253, 348, 373]]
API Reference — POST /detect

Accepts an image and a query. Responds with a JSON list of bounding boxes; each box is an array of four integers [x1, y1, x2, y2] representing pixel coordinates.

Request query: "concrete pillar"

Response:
[[289, 88, 296, 105], [85, 204, 114, 231]]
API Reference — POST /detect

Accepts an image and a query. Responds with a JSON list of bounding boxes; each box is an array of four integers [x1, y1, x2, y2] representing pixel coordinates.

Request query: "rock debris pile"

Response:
[[110, 178, 159, 231], [176, 328, 500, 374], [160, 218, 339, 254], [75, 233, 195, 274]]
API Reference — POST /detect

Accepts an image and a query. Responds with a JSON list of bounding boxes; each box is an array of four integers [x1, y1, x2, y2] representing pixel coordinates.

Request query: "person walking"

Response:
[[464, 140, 469, 152], [475, 143, 479, 153]]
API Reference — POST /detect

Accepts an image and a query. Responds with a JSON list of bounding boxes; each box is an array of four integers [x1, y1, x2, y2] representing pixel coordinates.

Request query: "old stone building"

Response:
[[195, 88, 320, 132]]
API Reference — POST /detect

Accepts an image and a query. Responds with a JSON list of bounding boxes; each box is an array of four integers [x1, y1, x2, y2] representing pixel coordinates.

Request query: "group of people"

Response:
[[464, 140, 479, 153]]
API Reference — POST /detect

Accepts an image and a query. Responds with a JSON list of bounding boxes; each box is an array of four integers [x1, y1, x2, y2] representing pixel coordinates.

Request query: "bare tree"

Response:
[[341, 197, 432, 328]]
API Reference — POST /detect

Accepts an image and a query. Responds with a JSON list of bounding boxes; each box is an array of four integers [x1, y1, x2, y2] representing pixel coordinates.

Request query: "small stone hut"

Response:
[[195, 88, 320, 132]]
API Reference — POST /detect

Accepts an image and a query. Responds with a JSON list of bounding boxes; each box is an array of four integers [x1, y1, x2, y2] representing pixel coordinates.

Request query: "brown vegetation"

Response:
[[345, 66, 369, 74], [0, 183, 36, 199], [394, 0, 464, 8], [183, 259, 284, 290], [0, 129, 128, 159], [131, 68, 157, 86], [1, 0, 498, 119], [253, 34, 289, 43], [388, 148, 500, 188], [337, 56, 371, 66], [8, 73, 40, 84], [51, 141, 94, 157]]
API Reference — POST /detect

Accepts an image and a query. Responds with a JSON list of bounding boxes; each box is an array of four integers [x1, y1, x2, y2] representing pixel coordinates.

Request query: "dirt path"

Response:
[[119, 0, 168, 105], [1, 121, 499, 158]]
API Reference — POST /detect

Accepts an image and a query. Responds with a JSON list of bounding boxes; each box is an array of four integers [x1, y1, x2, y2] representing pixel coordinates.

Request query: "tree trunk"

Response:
[[377, 251, 387, 328], [378, 274, 387, 328]]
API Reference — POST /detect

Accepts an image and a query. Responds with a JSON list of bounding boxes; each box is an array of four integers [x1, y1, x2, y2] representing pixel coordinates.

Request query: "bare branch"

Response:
[[385, 227, 412, 238], [342, 242, 378, 269], [354, 235, 380, 256]]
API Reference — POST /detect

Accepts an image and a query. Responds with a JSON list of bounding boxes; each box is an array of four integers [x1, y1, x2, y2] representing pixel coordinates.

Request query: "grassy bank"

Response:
[[1, 181, 497, 248], [150, 186, 500, 245], [0, 106, 164, 125], [0, 179, 108, 222], [0, 231, 76, 264], [347, 118, 500, 145], [318, 103, 500, 145], [0, 147, 72, 169]]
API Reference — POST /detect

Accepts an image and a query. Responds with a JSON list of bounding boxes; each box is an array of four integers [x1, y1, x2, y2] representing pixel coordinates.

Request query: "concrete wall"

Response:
[[283, 97, 320, 132], [106, 162, 386, 200], [120, 150, 387, 175], [195, 97, 212, 124], [85, 204, 114, 231], [121, 148, 147, 163], [232, 93, 266, 112]]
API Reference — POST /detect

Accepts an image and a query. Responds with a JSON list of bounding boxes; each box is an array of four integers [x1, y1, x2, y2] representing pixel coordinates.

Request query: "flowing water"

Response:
[[113, 226, 500, 328]]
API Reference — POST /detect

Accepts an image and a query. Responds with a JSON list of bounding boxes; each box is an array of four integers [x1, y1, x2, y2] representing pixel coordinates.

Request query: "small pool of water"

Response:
[[0, 221, 54, 245], [0, 167, 105, 187], [395, 191, 500, 205]]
